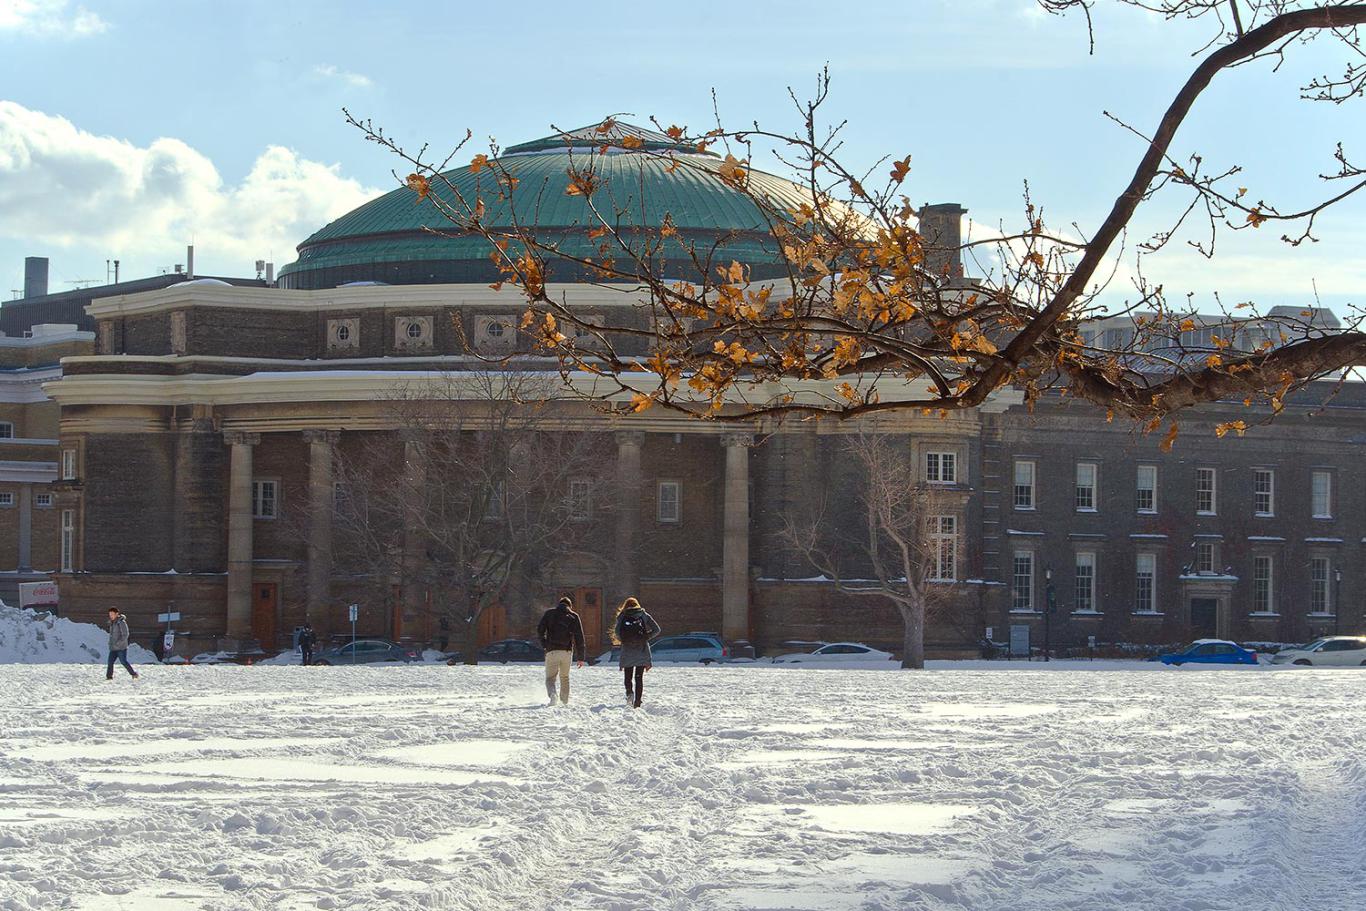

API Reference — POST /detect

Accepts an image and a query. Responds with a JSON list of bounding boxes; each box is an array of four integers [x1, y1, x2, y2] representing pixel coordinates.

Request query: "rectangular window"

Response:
[[925, 451, 957, 484], [1312, 470, 1332, 519], [251, 480, 278, 520], [1311, 557, 1332, 614], [333, 481, 346, 511], [568, 478, 592, 521], [1253, 469, 1275, 517], [35, 493, 53, 508], [1011, 552, 1035, 612], [485, 482, 505, 521], [657, 481, 681, 524], [1075, 462, 1097, 512], [1195, 541, 1216, 574], [61, 449, 76, 481], [1075, 552, 1096, 613], [1013, 460, 1035, 510], [60, 509, 74, 572], [0, 492, 13, 507], [1135, 553, 1157, 613], [1253, 556, 1274, 614], [1136, 465, 1157, 514], [928, 515, 957, 581], [1195, 468, 1217, 515], [0, 421, 12, 439]]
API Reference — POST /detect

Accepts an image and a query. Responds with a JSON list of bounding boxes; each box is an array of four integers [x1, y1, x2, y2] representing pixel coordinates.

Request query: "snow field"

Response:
[[1, 664, 1365, 910]]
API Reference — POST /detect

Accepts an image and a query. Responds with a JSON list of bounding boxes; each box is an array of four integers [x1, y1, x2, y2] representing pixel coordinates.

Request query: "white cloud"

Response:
[[313, 64, 373, 89], [0, 100, 381, 265], [0, 0, 108, 37]]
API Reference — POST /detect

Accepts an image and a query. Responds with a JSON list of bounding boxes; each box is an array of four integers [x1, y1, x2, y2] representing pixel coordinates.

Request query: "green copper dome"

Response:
[[277, 122, 816, 289]]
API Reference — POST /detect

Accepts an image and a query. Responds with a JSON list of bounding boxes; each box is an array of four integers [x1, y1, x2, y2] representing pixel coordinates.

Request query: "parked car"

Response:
[[1153, 639, 1259, 666], [649, 633, 730, 665], [313, 639, 419, 666], [1270, 636, 1366, 666], [771, 642, 896, 665], [445, 639, 546, 665]]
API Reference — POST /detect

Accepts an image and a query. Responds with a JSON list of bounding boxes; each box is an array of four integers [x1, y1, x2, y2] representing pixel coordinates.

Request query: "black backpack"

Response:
[[620, 612, 649, 642]]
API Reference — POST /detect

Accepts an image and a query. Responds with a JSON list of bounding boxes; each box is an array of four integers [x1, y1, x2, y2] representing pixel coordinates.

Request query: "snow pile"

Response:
[[0, 602, 157, 664]]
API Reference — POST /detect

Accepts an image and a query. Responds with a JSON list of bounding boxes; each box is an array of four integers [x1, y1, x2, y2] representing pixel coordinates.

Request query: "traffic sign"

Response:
[[348, 604, 359, 623], [156, 612, 181, 623]]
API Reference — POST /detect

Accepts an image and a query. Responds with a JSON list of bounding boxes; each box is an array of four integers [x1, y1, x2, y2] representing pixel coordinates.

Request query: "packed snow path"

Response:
[[2, 664, 1364, 910]]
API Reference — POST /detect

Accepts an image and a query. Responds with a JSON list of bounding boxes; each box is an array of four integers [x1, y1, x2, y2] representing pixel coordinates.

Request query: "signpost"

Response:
[[18, 581, 58, 610], [348, 603, 359, 664], [157, 610, 180, 660]]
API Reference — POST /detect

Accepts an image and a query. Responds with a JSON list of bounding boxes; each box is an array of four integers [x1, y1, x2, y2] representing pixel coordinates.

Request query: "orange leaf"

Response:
[[665, 124, 684, 141], [405, 173, 430, 201], [595, 119, 616, 134], [1159, 423, 1179, 453], [470, 154, 489, 173], [890, 156, 911, 184], [620, 135, 644, 149]]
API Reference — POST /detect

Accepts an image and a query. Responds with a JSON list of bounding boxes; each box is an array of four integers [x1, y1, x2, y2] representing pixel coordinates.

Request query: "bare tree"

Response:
[[348, 1, 1366, 445], [330, 371, 611, 663], [782, 434, 963, 669]]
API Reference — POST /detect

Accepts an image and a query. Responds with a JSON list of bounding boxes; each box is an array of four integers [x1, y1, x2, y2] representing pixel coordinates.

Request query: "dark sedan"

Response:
[[446, 639, 546, 665], [313, 639, 419, 666]]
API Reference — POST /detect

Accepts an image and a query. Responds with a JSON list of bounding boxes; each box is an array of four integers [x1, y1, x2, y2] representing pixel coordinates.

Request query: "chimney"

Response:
[[23, 256, 49, 298], [186, 245, 195, 280], [265, 262, 274, 285], [918, 203, 967, 280]]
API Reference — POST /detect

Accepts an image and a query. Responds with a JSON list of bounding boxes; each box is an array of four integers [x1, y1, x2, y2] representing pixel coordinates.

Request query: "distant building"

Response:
[[39, 121, 1366, 658]]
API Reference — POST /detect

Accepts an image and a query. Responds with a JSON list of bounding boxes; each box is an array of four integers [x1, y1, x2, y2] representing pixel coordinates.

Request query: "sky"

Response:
[[1, 0, 1364, 317]]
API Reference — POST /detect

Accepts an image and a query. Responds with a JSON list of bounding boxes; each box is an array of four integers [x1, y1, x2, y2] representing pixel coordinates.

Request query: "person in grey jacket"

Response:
[[106, 608, 139, 680], [612, 598, 661, 708]]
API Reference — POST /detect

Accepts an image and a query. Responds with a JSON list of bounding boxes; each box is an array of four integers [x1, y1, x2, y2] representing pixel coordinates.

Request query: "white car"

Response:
[[771, 642, 895, 665], [1270, 636, 1366, 667]]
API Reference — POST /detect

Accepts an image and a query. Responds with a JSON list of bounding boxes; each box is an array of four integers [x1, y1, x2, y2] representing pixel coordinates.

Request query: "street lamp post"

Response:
[[1044, 568, 1056, 663], [1335, 568, 1342, 635]]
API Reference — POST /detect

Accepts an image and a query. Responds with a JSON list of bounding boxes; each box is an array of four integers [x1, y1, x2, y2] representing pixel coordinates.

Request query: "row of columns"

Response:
[[222, 426, 754, 643]]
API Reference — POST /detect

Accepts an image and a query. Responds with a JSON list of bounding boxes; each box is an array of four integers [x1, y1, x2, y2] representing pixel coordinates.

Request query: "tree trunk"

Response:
[[461, 605, 482, 665], [900, 598, 925, 670]]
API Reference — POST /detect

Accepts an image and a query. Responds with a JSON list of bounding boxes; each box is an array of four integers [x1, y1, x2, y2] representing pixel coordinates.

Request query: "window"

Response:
[[1311, 557, 1332, 614], [1136, 465, 1157, 513], [1194, 542, 1216, 574], [35, 493, 52, 508], [1135, 553, 1157, 613], [1011, 552, 1035, 612], [1253, 469, 1275, 517], [1075, 462, 1097, 512], [60, 509, 74, 572], [473, 315, 516, 354], [327, 318, 359, 352], [1075, 552, 1096, 613], [0, 492, 13, 507], [1195, 468, 1217, 515], [568, 479, 592, 521], [61, 449, 76, 481], [1013, 460, 1035, 510], [1253, 556, 1274, 614], [485, 482, 505, 521], [0, 421, 12, 439], [925, 451, 957, 484], [406, 321, 424, 339], [657, 481, 681, 524], [928, 515, 957, 581], [251, 480, 278, 520], [1312, 471, 1333, 519], [394, 315, 434, 351]]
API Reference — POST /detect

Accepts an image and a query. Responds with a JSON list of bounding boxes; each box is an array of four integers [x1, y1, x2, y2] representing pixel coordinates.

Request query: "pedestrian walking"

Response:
[[106, 607, 139, 680], [537, 596, 586, 705], [299, 623, 317, 666], [612, 598, 660, 708]]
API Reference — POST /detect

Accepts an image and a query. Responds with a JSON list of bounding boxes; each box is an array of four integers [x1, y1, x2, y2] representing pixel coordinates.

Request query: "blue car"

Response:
[[1155, 639, 1260, 666]]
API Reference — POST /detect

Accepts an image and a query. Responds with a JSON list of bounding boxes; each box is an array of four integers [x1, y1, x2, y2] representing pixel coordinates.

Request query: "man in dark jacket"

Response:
[[298, 623, 317, 666], [537, 596, 586, 705], [106, 608, 139, 680]]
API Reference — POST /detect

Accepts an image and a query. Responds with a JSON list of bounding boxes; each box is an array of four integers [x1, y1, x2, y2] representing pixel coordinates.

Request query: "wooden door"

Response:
[[478, 603, 507, 646], [576, 587, 603, 658], [1190, 598, 1218, 638], [252, 583, 278, 648]]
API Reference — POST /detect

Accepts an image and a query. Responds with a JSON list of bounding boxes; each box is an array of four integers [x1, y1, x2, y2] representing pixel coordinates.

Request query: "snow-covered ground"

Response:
[[2, 663, 1364, 910]]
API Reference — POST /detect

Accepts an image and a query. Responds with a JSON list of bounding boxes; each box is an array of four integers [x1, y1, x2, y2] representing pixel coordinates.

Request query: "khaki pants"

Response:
[[545, 650, 573, 703]]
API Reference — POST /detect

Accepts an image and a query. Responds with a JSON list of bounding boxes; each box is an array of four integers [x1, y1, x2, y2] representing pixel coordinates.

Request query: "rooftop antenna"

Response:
[[66, 279, 99, 289]]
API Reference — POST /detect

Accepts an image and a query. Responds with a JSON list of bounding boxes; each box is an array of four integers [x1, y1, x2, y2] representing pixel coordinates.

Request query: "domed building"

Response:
[[278, 122, 816, 290], [42, 122, 1366, 661]]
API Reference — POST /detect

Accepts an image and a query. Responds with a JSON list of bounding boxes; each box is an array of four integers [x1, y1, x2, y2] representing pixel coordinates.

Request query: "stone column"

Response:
[[305, 430, 339, 625], [224, 431, 259, 640], [721, 433, 753, 642], [400, 433, 427, 641], [16, 484, 32, 572], [612, 431, 645, 604]]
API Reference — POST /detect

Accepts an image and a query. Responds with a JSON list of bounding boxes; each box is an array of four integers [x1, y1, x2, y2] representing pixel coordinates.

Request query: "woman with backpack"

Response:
[[613, 597, 661, 708]]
